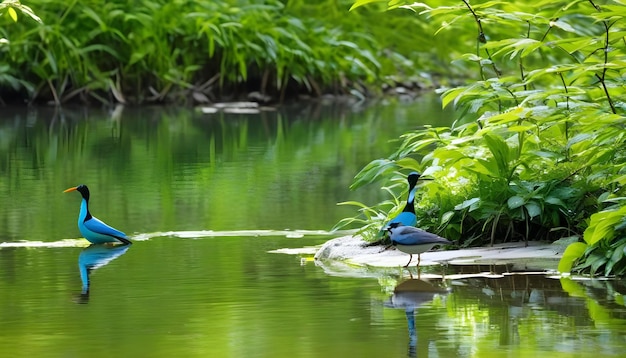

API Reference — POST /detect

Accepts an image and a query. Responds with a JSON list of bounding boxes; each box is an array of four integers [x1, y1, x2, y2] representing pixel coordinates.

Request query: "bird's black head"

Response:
[[408, 171, 435, 187], [407, 172, 421, 187], [64, 184, 90, 201], [76, 185, 90, 200]]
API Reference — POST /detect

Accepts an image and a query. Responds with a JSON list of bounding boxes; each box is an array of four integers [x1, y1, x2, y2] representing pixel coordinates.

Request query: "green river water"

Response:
[[0, 96, 624, 357]]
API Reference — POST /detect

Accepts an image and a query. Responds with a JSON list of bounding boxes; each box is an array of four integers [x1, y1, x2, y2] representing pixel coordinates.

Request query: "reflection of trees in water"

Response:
[[382, 265, 626, 357], [0, 98, 448, 241], [451, 268, 626, 354]]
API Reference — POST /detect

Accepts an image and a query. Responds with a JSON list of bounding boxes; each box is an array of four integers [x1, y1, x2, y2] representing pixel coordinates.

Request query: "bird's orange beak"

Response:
[[63, 187, 78, 193]]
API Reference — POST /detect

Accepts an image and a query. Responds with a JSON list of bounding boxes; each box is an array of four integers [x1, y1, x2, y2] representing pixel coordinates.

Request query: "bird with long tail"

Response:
[[387, 223, 451, 268], [64, 185, 131, 245]]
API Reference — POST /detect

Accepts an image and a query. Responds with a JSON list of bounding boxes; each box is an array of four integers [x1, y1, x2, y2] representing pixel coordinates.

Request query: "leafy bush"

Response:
[[341, 0, 626, 275], [0, 0, 431, 104]]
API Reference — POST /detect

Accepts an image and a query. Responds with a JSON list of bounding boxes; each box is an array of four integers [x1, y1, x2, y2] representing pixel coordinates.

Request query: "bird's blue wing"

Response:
[[392, 227, 444, 245], [84, 217, 127, 238], [392, 232, 419, 245]]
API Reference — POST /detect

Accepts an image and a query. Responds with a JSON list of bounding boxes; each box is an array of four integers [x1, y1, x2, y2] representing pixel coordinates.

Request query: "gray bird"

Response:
[[387, 223, 452, 268]]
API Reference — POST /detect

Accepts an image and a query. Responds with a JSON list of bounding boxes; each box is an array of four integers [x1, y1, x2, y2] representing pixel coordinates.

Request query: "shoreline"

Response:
[[284, 235, 570, 273]]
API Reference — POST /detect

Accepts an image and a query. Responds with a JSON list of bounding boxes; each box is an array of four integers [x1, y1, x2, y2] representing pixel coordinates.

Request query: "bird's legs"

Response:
[[416, 254, 422, 279], [403, 254, 413, 268]]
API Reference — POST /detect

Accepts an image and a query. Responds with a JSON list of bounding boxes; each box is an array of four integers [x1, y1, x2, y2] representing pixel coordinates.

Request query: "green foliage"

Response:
[[0, 0, 41, 24], [0, 0, 41, 101], [342, 0, 626, 275], [573, 202, 626, 276], [0, 0, 437, 104]]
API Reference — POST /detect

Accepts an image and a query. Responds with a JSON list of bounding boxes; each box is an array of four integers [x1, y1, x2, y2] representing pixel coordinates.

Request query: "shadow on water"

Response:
[[75, 243, 131, 304]]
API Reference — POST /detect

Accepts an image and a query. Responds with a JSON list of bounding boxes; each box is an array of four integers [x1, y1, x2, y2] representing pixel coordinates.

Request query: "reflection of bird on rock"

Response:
[[64, 185, 131, 245], [386, 279, 449, 311], [387, 223, 452, 268], [385, 279, 450, 358], [380, 172, 425, 236]]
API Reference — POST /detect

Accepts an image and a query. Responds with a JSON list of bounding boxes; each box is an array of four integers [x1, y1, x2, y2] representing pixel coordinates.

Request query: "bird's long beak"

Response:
[[63, 187, 78, 193], [418, 177, 434, 181]]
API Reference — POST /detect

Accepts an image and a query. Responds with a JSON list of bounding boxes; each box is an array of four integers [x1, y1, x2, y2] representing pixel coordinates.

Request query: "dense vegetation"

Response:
[[337, 0, 626, 276], [0, 0, 437, 105]]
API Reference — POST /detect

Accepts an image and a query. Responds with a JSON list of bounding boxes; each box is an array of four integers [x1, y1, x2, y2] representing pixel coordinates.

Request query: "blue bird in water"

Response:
[[387, 223, 451, 268], [380, 172, 426, 236], [64, 185, 131, 245]]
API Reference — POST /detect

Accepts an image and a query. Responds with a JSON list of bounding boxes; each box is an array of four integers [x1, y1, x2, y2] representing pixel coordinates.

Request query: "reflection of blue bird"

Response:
[[386, 279, 449, 311], [385, 279, 449, 358], [387, 223, 452, 268], [64, 185, 131, 245], [78, 244, 131, 298], [381, 172, 424, 235]]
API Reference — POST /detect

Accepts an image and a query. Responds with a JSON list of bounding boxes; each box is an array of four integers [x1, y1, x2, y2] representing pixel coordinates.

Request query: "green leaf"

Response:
[[337, 201, 371, 210], [558, 242, 588, 273], [441, 211, 455, 225], [454, 197, 480, 211], [8, 7, 17, 22], [441, 87, 465, 108], [484, 106, 526, 125], [394, 157, 420, 171], [545, 197, 566, 207], [349, 0, 387, 11], [483, 133, 513, 178], [589, 254, 608, 275], [605, 242, 626, 275], [550, 19, 577, 34], [583, 208, 626, 246], [524, 202, 542, 218], [507, 196, 524, 209]]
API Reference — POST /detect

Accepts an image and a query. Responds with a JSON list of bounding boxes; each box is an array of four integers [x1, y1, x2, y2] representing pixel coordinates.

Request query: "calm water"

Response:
[[1, 97, 625, 357]]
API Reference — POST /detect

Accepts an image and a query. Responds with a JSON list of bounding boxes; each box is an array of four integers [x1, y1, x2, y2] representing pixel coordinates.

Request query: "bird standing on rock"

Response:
[[381, 171, 427, 235], [387, 223, 451, 268], [64, 185, 131, 245]]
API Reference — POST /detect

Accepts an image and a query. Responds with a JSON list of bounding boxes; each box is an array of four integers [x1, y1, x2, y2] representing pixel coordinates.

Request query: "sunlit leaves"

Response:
[[349, 0, 388, 12], [0, 0, 41, 23], [584, 210, 622, 246], [342, 0, 626, 275], [558, 242, 588, 273], [559, 201, 626, 275], [454, 197, 480, 211], [550, 19, 577, 34], [7, 7, 17, 22], [487, 38, 544, 59]]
